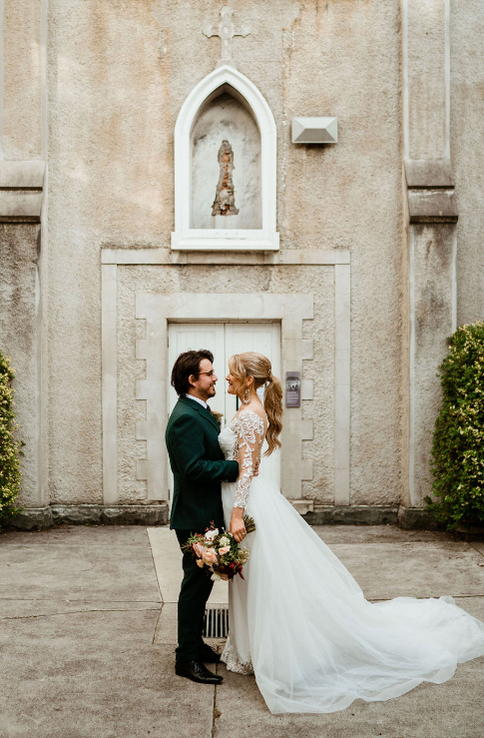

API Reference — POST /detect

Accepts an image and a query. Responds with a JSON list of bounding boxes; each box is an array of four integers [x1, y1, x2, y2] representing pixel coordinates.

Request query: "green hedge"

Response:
[[426, 322, 484, 530], [0, 351, 22, 523]]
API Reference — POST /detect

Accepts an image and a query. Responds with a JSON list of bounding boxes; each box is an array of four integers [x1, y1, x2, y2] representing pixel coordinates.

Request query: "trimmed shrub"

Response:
[[426, 322, 484, 530], [0, 351, 22, 523]]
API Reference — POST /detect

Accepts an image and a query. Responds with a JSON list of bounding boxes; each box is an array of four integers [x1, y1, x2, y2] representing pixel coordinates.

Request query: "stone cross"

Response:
[[203, 6, 250, 68]]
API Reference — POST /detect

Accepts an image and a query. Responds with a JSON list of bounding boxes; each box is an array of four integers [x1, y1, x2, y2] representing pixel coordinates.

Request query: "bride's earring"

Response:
[[242, 387, 251, 405]]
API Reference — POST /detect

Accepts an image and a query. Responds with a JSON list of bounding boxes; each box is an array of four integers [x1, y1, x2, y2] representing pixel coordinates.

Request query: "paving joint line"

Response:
[[152, 603, 164, 645], [0, 598, 162, 603], [468, 542, 484, 559], [2, 606, 162, 620], [211, 664, 220, 738]]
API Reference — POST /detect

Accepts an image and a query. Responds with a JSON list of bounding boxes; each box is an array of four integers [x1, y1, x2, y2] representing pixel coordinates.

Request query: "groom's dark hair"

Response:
[[171, 349, 215, 396]]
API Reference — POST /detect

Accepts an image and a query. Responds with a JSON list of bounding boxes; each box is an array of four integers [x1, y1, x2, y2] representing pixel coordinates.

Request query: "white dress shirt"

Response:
[[185, 393, 208, 410]]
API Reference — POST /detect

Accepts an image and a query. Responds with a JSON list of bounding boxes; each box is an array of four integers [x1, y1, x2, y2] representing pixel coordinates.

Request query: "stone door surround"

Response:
[[101, 248, 350, 508]]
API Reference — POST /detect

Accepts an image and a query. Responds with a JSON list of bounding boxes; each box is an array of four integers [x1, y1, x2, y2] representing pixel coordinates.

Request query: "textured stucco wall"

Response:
[[451, 1, 484, 326], [3, 0, 42, 159], [0, 225, 40, 507], [406, 0, 447, 160], [44, 0, 402, 505]]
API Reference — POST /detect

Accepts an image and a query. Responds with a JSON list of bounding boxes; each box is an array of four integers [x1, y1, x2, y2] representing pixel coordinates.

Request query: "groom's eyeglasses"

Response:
[[198, 371, 215, 377]]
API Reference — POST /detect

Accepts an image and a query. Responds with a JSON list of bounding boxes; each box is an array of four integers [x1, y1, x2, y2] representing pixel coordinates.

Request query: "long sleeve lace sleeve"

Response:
[[233, 411, 266, 509]]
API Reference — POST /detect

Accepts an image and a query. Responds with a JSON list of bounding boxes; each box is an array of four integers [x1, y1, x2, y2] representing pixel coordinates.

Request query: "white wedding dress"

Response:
[[218, 409, 484, 715]]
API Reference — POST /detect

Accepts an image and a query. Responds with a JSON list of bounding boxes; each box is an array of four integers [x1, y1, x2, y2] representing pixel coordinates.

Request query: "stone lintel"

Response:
[[103, 247, 351, 267], [405, 159, 454, 189], [407, 190, 458, 224]]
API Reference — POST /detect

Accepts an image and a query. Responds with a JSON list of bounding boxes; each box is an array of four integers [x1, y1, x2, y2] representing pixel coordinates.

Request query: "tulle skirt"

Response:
[[221, 474, 484, 714]]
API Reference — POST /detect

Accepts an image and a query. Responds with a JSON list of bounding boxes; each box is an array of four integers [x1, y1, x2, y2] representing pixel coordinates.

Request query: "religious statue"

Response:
[[211, 140, 239, 217]]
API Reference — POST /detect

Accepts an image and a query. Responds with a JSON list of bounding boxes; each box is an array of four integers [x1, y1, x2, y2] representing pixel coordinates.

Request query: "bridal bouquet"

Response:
[[184, 517, 256, 581]]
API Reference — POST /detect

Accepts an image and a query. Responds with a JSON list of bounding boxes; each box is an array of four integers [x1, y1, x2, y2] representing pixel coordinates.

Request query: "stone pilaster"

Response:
[[0, 163, 45, 507], [402, 0, 457, 515], [0, 0, 48, 515]]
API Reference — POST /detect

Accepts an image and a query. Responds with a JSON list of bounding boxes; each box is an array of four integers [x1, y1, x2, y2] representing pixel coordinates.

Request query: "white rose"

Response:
[[204, 528, 219, 541], [219, 536, 230, 547]]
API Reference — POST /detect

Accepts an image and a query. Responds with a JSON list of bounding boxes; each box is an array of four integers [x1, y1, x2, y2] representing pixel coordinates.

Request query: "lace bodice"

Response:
[[218, 409, 266, 508]]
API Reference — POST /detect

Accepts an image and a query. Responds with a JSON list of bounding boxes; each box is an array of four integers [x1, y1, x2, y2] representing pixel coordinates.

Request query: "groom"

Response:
[[165, 349, 239, 684]]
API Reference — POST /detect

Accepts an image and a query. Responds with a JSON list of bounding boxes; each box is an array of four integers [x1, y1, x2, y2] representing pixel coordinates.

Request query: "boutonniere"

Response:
[[211, 410, 223, 428]]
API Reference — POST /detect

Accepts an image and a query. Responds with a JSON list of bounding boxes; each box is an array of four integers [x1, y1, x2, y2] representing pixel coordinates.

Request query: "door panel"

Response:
[[167, 322, 281, 498], [224, 323, 281, 485], [168, 324, 225, 417]]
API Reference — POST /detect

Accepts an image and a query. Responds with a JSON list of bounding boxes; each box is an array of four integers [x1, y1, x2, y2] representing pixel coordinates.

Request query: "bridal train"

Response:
[[219, 410, 484, 715]]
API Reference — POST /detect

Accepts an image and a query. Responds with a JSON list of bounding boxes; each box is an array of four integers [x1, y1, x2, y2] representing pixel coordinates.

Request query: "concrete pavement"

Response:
[[1, 523, 484, 738]]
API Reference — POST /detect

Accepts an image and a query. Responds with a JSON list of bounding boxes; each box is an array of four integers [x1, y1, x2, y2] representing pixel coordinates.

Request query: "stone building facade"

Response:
[[1, 0, 482, 528]]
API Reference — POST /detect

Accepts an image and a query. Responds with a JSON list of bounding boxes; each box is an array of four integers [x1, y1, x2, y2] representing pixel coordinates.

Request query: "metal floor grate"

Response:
[[203, 607, 229, 638]]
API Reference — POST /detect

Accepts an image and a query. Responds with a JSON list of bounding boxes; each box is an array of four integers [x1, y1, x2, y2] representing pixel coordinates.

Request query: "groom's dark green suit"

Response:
[[165, 395, 238, 663]]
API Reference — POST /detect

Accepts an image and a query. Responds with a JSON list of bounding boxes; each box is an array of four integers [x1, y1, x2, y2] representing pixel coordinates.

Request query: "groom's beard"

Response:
[[202, 384, 217, 401]]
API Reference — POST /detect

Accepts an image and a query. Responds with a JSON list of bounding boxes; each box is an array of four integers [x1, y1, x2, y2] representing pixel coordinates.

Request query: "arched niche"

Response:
[[171, 65, 279, 251], [191, 86, 262, 230]]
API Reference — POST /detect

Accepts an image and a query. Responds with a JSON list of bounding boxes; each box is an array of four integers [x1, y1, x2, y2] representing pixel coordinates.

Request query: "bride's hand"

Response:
[[230, 508, 247, 543]]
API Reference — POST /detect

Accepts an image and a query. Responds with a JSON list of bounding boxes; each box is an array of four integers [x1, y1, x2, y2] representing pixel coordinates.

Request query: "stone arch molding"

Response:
[[171, 65, 279, 251]]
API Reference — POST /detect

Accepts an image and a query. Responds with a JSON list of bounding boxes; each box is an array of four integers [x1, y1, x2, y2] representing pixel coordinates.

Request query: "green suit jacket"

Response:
[[165, 396, 239, 531]]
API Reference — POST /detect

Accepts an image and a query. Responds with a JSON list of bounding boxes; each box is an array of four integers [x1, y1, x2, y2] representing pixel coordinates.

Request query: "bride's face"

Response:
[[226, 366, 245, 397]]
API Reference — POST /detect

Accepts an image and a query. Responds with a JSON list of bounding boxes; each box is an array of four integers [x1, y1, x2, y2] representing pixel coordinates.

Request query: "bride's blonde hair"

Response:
[[228, 352, 283, 456]]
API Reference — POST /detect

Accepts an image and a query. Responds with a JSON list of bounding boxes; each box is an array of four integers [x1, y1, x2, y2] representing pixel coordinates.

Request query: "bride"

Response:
[[217, 351, 484, 715]]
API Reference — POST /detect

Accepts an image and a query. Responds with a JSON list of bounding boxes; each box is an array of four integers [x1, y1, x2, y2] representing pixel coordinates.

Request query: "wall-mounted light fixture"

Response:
[[291, 117, 338, 144]]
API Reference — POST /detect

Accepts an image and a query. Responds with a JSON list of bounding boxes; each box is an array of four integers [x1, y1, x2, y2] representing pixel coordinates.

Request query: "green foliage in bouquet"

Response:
[[183, 516, 256, 581], [426, 322, 484, 530], [0, 351, 23, 524]]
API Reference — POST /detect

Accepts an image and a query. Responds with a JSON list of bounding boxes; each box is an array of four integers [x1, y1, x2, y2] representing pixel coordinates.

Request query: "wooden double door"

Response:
[[167, 322, 281, 491]]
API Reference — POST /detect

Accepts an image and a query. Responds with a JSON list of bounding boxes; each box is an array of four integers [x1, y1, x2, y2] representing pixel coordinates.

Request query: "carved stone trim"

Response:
[[171, 65, 279, 251], [405, 159, 458, 224], [101, 248, 350, 266], [135, 294, 314, 501], [0, 161, 46, 223], [100, 252, 352, 507], [334, 264, 351, 505]]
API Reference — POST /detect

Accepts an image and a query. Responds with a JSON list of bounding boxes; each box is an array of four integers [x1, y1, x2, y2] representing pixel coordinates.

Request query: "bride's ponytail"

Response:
[[229, 352, 283, 456], [263, 373, 283, 456]]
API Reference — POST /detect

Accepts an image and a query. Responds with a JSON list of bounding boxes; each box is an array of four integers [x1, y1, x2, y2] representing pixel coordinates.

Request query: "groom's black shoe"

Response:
[[200, 643, 221, 663], [175, 660, 223, 684]]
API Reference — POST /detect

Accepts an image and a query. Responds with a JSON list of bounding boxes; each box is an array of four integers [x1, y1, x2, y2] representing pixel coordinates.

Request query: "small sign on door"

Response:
[[285, 371, 301, 408]]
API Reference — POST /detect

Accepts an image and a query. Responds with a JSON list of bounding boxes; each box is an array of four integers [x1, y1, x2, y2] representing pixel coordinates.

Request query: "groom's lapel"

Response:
[[199, 405, 221, 433], [179, 396, 220, 433]]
